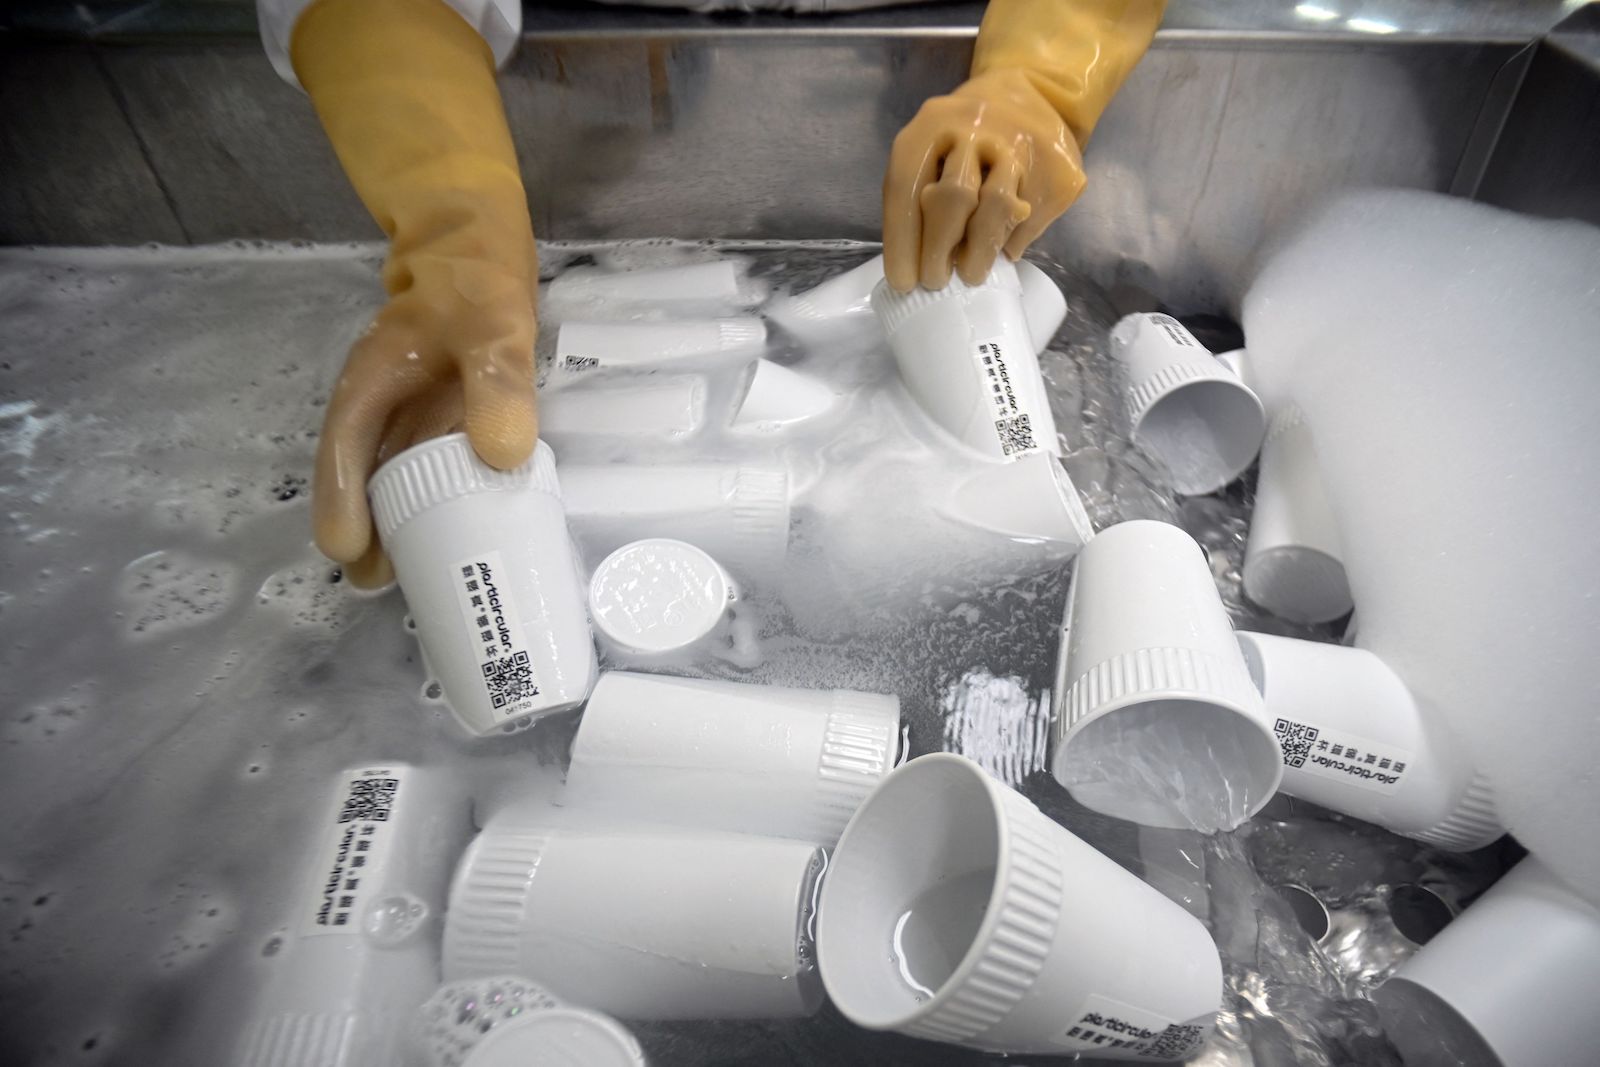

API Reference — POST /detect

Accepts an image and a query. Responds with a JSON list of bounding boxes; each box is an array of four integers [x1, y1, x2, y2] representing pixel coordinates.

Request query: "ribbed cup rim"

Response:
[[368, 435, 560, 543], [813, 692, 900, 840], [731, 466, 791, 555], [869, 258, 1022, 336], [1058, 645, 1265, 736], [442, 827, 548, 981], [1410, 770, 1504, 851]]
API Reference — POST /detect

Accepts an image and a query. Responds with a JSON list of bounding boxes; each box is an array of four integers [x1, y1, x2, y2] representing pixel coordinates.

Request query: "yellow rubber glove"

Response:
[[293, 0, 538, 588], [883, 0, 1165, 292]]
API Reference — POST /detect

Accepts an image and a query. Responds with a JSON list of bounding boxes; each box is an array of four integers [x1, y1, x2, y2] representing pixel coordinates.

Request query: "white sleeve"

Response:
[[257, 0, 522, 88]]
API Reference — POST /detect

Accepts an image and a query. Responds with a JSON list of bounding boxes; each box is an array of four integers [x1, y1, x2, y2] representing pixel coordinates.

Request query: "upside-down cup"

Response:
[[1109, 313, 1266, 495], [443, 823, 826, 1020], [548, 318, 765, 385], [566, 671, 901, 845], [1236, 632, 1503, 851], [1375, 859, 1600, 1067], [410, 976, 645, 1067], [818, 753, 1222, 1057], [587, 539, 739, 662], [559, 462, 790, 575], [1050, 520, 1283, 831], [1243, 406, 1354, 624], [871, 259, 1062, 462], [369, 435, 596, 734], [238, 765, 472, 1067]]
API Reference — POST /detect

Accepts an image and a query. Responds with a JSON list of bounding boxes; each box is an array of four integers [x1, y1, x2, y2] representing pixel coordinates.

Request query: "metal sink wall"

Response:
[[3, 1, 1597, 311]]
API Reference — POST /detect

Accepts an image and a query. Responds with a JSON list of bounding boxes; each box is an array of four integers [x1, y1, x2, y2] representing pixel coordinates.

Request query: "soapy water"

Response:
[[0, 238, 1508, 1066]]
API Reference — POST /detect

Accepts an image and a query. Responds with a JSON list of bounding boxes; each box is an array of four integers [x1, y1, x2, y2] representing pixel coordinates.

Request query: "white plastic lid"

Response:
[[463, 1007, 646, 1067], [588, 539, 735, 655]]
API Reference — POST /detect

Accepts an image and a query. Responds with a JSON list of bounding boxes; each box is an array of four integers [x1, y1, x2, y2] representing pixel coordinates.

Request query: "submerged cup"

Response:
[[1049, 520, 1283, 831], [566, 671, 901, 844], [443, 823, 826, 1020], [237, 765, 472, 1067], [369, 435, 596, 735], [537, 377, 707, 443], [411, 976, 644, 1067], [1376, 859, 1600, 1067], [548, 317, 765, 386], [1110, 313, 1266, 495], [818, 753, 1222, 1057], [1243, 405, 1354, 623], [586, 539, 738, 661], [1237, 632, 1503, 850]]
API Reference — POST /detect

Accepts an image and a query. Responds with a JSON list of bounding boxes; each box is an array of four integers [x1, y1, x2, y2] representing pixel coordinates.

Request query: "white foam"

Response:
[[1241, 190, 1600, 900]]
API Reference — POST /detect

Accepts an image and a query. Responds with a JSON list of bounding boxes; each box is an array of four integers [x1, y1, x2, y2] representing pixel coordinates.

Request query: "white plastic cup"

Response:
[[587, 539, 738, 660], [870, 259, 1063, 462], [1214, 348, 1248, 381], [938, 451, 1095, 547], [818, 753, 1222, 1057], [546, 258, 754, 310], [1236, 632, 1504, 850], [559, 463, 790, 575], [443, 823, 826, 1020], [1109, 313, 1266, 495], [369, 435, 597, 735], [537, 377, 706, 443], [548, 318, 765, 385], [1243, 406, 1354, 624], [464, 1008, 646, 1067], [411, 976, 645, 1067], [1376, 859, 1600, 1067], [1049, 520, 1283, 831], [566, 671, 901, 845], [1017, 258, 1068, 353], [238, 765, 472, 1067], [765, 254, 883, 342], [730, 359, 838, 433]]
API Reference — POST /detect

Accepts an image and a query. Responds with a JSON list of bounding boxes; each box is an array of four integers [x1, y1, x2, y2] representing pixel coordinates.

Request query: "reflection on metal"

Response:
[[1275, 882, 1333, 941]]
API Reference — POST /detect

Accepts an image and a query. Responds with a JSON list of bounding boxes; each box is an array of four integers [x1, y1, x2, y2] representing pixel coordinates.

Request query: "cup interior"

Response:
[[1138, 379, 1265, 494], [1243, 545, 1353, 624], [1058, 698, 1282, 831], [818, 757, 1000, 1029]]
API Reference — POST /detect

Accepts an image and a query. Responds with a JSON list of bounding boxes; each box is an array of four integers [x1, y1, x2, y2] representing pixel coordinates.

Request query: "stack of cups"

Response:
[[558, 463, 791, 576], [586, 539, 740, 663], [818, 753, 1223, 1058], [237, 765, 472, 1067], [442, 821, 827, 1020], [870, 258, 1063, 463], [1375, 858, 1600, 1067], [565, 671, 902, 845], [369, 434, 596, 735], [411, 977, 645, 1067], [1109, 314, 1266, 496], [1050, 520, 1283, 831], [1242, 404, 1354, 624], [1235, 632, 1503, 851]]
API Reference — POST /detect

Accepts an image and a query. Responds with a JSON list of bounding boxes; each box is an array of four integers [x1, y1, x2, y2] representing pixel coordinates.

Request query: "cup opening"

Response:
[[819, 757, 1002, 1029], [1138, 380, 1264, 495], [1058, 699, 1282, 831], [1375, 977, 1503, 1067], [1243, 546, 1353, 624]]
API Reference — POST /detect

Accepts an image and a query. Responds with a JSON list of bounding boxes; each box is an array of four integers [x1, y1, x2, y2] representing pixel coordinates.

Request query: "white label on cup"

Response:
[[1273, 717, 1412, 794], [300, 767, 407, 937], [972, 336, 1043, 459], [1149, 314, 1201, 349], [450, 550, 542, 721], [1057, 993, 1209, 1060]]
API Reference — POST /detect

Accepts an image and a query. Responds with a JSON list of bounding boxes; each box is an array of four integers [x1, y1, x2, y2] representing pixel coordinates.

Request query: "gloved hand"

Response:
[[293, 0, 538, 588], [883, 0, 1165, 293]]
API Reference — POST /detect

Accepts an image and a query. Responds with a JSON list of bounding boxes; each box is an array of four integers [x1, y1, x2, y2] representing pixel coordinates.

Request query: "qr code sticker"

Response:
[[339, 778, 398, 823], [995, 413, 1036, 456], [483, 650, 538, 709], [1274, 718, 1319, 769], [1142, 1023, 1205, 1060]]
